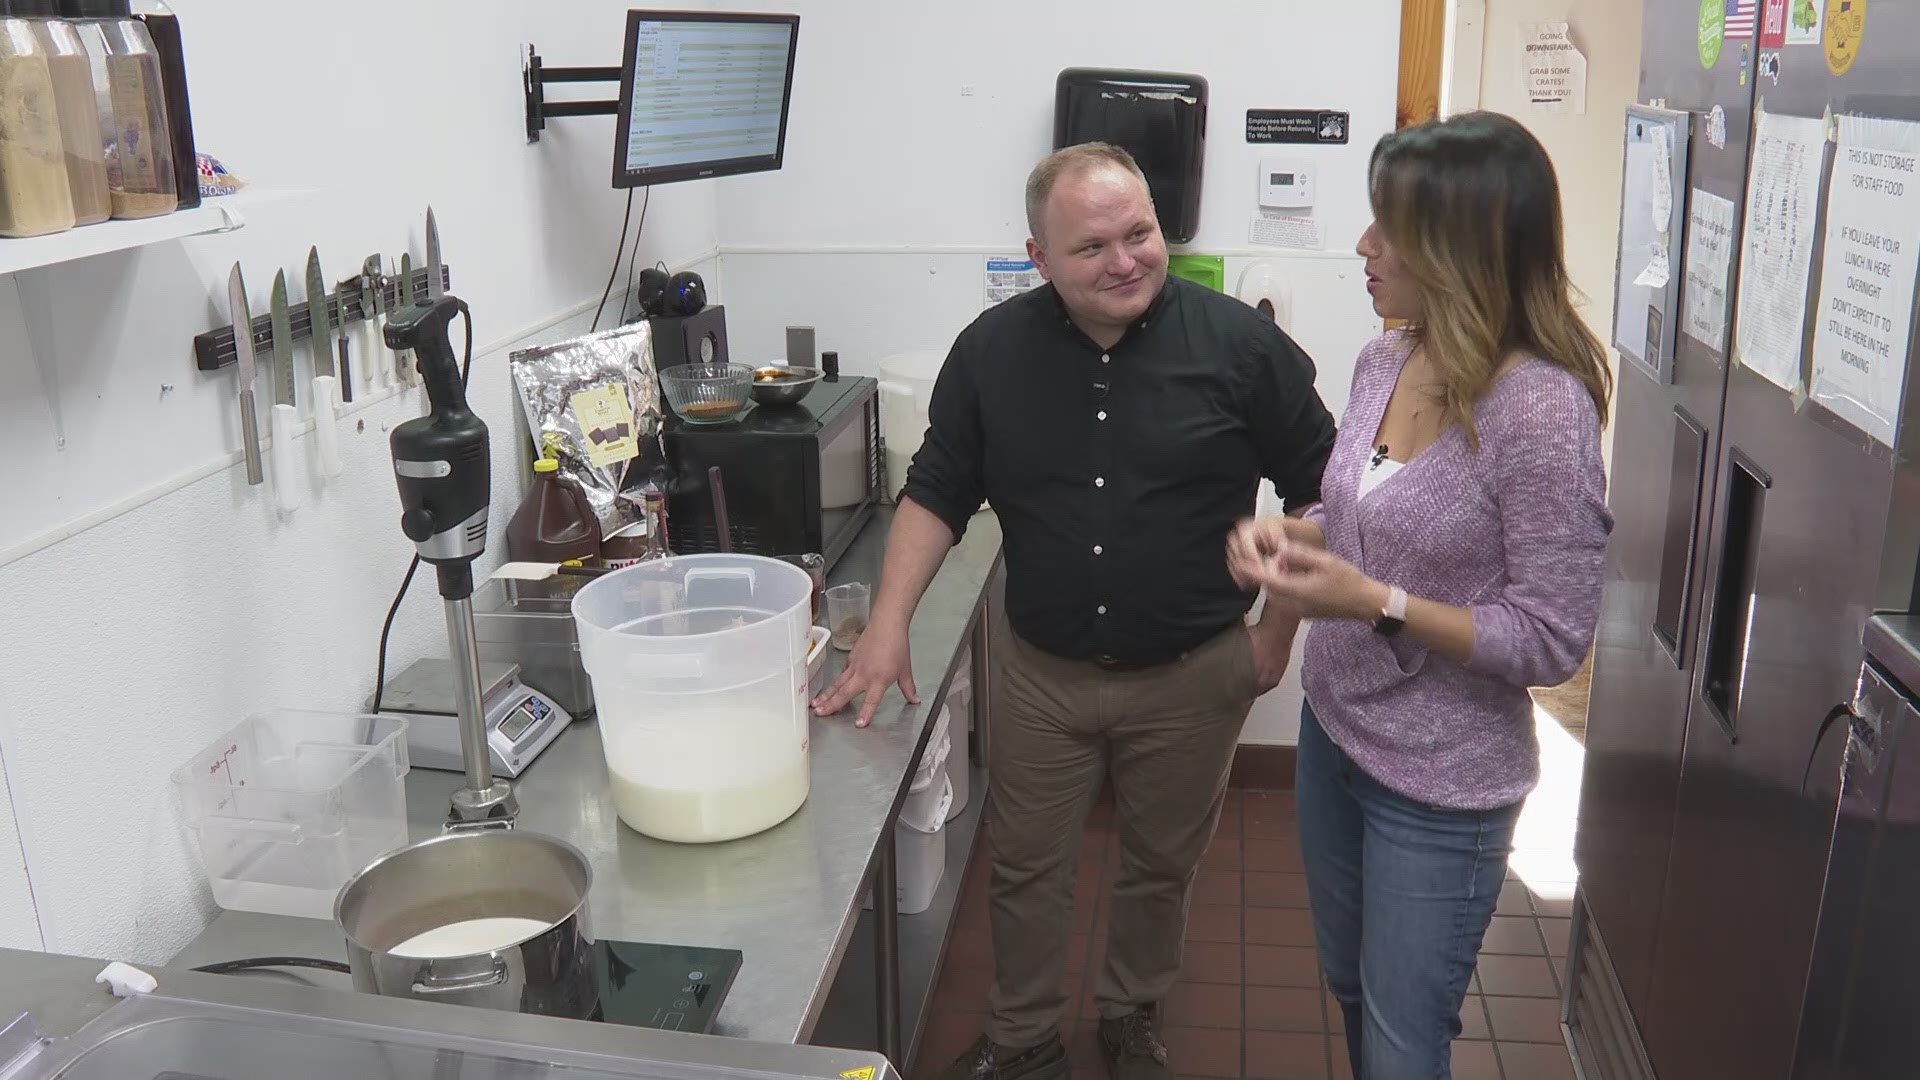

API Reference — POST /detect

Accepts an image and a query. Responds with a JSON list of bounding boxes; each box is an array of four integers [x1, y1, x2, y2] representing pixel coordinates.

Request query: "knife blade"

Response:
[[227, 264, 263, 486], [305, 248, 342, 479], [268, 270, 304, 512], [426, 207, 444, 301], [397, 252, 417, 384]]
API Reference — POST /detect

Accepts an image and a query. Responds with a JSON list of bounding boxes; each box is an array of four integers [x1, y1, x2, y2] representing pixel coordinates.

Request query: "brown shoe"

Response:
[[933, 1034, 1069, 1080], [1098, 1006, 1171, 1080]]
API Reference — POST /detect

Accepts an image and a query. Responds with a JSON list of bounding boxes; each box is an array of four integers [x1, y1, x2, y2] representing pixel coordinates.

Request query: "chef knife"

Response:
[[305, 248, 343, 478], [397, 251, 417, 384], [226, 264, 264, 486], [426, 207, 444, 301], [360, 254, 388, 393], [269, 270, 304, 513]]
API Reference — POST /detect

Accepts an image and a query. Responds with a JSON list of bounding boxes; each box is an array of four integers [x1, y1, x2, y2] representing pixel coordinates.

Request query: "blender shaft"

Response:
[[443, 596, 494, 794]]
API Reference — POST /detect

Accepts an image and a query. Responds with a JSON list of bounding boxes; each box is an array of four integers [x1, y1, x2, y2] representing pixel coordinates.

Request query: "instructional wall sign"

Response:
[[1521, 22, 1588, 114], [1246, 110, 1348, 145], [1809, 114, 1920, 446], [984, 256, 1043, 310]]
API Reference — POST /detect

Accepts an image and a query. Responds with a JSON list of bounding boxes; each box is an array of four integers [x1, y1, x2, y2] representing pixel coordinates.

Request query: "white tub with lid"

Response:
[[878, 350, 947, 498], [571, 554, 817, 843]]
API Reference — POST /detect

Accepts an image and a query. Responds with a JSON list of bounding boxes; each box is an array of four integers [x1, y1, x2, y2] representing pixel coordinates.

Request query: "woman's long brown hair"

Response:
[[1368, 111, 1613, 446]]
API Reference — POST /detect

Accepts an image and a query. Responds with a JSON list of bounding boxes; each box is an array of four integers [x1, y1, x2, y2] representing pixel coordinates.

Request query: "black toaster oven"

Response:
[[661, 375, 881, 570]]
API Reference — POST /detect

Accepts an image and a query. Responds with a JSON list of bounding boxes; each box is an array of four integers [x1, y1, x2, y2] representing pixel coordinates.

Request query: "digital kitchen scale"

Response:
[[374, 658, 573, 778], [591, 941, 743, 1034]]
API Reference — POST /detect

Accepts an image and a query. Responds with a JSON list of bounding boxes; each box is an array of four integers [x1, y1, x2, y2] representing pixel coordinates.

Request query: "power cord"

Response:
[[192, 956, 350, 976], [591, 189, 637, 333], [369, 308, 475, 715], [615, 187, 654, 325]]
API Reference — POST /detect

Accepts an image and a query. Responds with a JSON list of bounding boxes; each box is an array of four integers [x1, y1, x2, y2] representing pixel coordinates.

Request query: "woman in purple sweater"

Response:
[[1228, 111, 1613, 1078]]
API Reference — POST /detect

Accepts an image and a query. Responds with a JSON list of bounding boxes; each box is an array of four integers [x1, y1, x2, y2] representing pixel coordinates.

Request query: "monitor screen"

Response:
[[612, 11, 800, 189]]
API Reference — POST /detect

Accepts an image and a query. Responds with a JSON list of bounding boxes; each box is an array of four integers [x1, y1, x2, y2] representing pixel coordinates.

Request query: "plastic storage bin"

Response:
[[473, 574, 596, 719], [571, 553, 816, 844], [866, 724, 953, 915], [172, 711, 410, 919]]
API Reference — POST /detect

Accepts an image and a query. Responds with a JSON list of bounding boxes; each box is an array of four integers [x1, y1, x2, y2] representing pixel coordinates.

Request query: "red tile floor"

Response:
[[911, 786, 1577, 1080]]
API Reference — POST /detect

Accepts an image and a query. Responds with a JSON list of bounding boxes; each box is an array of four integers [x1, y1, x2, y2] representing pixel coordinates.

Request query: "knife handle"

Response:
[[313, 375, 342, 478], [239, 388, 264, 486], [337, 336, 354, 404], [270, 402, 303, 513]]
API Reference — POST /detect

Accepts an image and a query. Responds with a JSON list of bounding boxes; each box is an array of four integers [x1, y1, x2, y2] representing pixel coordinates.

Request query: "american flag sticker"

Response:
[[1725, 0, 1759, 39]]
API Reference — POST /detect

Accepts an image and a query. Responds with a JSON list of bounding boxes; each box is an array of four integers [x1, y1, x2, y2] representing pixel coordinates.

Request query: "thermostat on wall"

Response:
[[1259, 158, 1315, 210]]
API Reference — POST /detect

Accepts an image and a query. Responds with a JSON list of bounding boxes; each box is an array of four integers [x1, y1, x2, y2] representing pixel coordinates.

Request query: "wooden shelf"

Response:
[[0, 195, 248, 277]]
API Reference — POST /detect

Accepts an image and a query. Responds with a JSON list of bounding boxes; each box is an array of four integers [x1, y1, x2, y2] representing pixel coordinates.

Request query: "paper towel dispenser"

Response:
[[1053, 68, 1208, 243]]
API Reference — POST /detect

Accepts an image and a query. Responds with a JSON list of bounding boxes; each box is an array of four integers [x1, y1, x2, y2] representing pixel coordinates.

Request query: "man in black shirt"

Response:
[[813, 143, 1335, 1080]]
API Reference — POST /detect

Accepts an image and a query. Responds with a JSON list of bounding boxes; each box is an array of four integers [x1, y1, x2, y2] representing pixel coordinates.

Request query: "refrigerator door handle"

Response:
[[1653, 407, 1711, 666], [1701, 448, 1773, 737]]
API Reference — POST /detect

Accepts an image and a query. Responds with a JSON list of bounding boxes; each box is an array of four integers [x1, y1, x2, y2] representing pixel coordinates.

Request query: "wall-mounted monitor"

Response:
[[612, 10, 800, 189]]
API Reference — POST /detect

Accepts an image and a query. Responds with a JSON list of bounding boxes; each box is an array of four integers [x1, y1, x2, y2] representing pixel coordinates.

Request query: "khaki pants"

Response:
[[985, 619, 1258, 1048]]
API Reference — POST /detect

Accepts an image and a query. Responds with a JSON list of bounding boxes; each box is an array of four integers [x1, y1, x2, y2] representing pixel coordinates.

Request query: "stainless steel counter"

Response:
[[172, 508, 1003, 1050], [0, 947, 899, 1080]]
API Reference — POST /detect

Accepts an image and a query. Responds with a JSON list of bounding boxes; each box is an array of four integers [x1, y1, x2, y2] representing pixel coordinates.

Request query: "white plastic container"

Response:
[[571, 553, 817, 844], [896, 772, 953, 915], [877, 350, 947, 498], [171, 711, 411, 920], [942, 674, 973, 823]]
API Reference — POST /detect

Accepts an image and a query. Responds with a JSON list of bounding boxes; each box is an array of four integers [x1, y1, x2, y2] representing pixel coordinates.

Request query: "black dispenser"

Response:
[[1052, 68, 1208, 243]]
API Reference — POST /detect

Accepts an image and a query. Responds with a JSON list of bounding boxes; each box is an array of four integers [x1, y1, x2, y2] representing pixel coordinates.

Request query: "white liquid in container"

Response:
[[388, 917, 551, 959], [609, 754, 809, 844]]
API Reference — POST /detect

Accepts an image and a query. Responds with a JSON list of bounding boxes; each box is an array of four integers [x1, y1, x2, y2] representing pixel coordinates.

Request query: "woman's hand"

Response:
[[1226, 515, 1326, 590], [1246, 543, 1390, 623]]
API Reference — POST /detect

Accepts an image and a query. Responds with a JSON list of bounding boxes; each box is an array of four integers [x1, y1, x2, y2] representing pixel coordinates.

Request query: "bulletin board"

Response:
[[1612, 105, 1691, 384]]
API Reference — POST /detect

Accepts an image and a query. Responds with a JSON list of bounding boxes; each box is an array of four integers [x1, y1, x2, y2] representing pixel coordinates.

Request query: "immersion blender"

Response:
[[384, 292, 518, 829]]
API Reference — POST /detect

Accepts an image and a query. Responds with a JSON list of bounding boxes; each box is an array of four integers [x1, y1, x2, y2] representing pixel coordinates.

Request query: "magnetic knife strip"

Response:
[[193, 265, 452, 372]]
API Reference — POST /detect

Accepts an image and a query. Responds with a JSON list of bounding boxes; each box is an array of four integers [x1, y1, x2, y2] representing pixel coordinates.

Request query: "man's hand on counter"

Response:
[[812, 619, 919, 728]]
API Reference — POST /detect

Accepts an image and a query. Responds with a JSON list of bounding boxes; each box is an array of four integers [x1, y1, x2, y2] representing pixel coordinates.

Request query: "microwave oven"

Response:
[[661, 375, 881, 571]]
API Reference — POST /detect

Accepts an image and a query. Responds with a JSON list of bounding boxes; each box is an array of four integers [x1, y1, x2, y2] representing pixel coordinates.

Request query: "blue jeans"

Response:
[[1296, 702, 1521, 1079]]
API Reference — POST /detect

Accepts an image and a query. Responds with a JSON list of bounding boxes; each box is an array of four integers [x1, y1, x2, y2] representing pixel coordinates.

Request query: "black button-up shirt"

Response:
[[901, 277, 1337, 666]]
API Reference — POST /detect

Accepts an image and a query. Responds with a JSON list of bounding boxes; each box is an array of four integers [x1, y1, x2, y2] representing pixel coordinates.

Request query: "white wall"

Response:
[[0, 0, 719, 958], [704, 0, 1401, 744], [1468, 0, 1645, 443]]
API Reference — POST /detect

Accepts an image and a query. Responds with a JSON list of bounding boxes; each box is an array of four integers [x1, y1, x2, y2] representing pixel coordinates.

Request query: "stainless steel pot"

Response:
[[334, 830, 597, 1018]]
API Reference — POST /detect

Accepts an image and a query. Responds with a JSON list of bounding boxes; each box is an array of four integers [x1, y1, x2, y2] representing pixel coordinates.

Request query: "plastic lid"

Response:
[[534, 458, 559, 474]]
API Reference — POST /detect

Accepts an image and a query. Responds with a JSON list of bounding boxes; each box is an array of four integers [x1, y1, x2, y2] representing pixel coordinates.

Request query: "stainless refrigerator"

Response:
[[1568, 1, 1920, 1078]]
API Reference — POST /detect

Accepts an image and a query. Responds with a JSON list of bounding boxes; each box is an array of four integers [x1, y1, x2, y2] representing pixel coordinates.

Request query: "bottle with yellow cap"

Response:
[[506, 450, 603, 566]]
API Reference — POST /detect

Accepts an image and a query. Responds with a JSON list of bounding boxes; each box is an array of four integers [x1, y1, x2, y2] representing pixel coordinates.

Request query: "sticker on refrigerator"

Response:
[[1725, 0, 1759, 39], [1700, 0, 1727, 67], [984, 256, 1044, 311], [1789, 0, 1824, 43], [1760, 0, 1789, 47], [1825, 0, 1864, 74], [1683, 189, 1737, 352], [1808, 114, 1920, 446], [1735, 107, 1827, 394], [1709, 104, 1731, 148]]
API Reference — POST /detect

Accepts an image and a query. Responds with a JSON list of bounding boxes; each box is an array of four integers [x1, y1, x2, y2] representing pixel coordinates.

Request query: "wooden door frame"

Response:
[[1398, 0, 1451, 129]]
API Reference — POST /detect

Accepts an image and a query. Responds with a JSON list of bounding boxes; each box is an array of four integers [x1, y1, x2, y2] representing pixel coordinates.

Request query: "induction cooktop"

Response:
[[590, 940, 743, 1034]]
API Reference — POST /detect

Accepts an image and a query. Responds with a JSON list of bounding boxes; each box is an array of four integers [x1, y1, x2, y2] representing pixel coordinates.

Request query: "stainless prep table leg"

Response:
[[874, 833, 902, 1062]]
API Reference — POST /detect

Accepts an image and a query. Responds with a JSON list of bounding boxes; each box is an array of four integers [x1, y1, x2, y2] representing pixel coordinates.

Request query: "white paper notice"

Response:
[[1683, 189, 1737, 351], [1809, 115, 1920, 446], [1248, 211, 1326, 251], [1521, 22, 1588, 114], [1650, 125, 1675, 230], [984, 256, 1044, 310], [1634, 251, 1672, 289], [1735, 109, 1828, 393]]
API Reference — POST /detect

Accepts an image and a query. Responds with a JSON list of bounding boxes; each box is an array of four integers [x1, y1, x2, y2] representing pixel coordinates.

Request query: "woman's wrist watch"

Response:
[[1371, 585, 1408, 637]]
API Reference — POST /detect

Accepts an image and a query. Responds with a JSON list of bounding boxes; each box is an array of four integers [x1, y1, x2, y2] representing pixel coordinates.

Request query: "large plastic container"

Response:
[[942, 672, 973, 823], [877, 350, 946, 499], [171, 711, 410, 920], [571, 553, 816, 843]]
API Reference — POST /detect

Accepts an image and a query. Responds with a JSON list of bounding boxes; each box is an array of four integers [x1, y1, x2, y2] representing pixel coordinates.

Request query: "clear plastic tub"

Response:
[[473, 575, 596, 719], [571, 554, 815, 843], [171, 711, 410, 919]]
